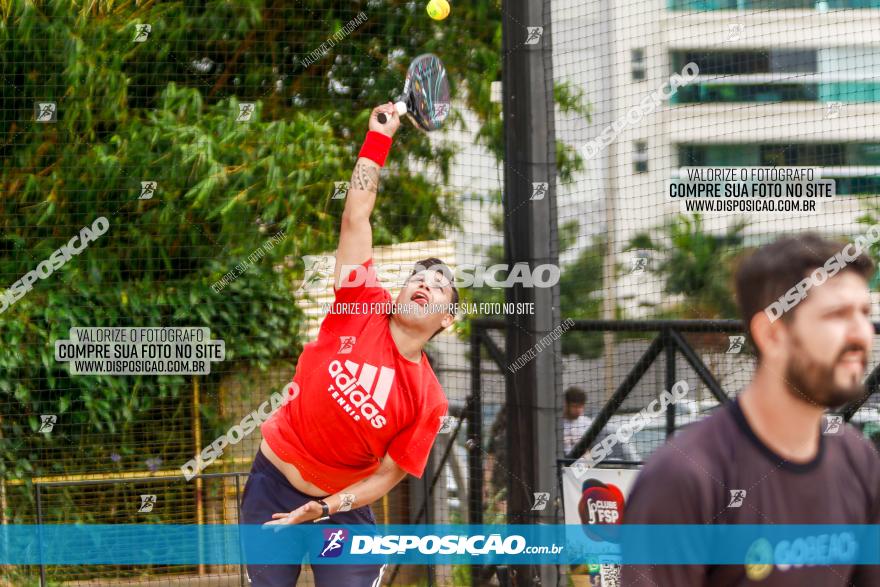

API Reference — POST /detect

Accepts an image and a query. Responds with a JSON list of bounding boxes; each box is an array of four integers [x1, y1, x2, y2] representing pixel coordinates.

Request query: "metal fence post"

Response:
[[501, 0, 561, 584], [235, 474, 246, 587], [33, 482, 46, 587], [665, 328, 677, 438], [469, 328, 484, 586]]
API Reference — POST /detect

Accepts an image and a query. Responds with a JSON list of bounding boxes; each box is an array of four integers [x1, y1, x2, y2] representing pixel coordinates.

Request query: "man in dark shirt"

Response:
[[621, 233, 880, 586]]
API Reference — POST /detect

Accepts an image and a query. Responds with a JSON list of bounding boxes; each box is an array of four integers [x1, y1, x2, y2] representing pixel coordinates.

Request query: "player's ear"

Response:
[[749, 310, 784, 360], [440, 312, 454, 329]]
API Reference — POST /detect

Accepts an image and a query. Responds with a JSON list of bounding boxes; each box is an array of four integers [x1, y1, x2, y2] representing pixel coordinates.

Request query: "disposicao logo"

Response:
[[319, 528, 348, 558]]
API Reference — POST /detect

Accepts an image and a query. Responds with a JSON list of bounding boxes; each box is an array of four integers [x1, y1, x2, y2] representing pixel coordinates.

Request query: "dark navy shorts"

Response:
[[240, 449, 387, 586]]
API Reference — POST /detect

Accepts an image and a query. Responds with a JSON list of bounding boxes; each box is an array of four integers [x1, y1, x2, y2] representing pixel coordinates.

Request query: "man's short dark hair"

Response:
[[734, 233, 875, 357], [411, 257, 459, 339], [564, 386, 587, 406]]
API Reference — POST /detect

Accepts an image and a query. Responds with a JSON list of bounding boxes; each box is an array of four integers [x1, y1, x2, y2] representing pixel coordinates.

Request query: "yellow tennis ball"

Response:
[[427, 0, 450, 20]]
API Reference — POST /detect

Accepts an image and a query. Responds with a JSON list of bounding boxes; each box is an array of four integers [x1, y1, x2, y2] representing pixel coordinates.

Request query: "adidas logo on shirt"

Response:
[[328, 359, 394, 429]]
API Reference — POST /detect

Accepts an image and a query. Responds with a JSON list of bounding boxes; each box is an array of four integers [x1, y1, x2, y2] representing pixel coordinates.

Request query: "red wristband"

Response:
[[358, 131, 393, 167]]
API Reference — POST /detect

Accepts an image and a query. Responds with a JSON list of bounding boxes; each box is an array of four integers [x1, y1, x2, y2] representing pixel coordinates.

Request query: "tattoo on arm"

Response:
[[351, 160, 380, 192], [337, 493, 356, 512]]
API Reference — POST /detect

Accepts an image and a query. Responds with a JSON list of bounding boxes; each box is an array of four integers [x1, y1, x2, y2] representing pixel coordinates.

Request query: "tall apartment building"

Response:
[[586, 0, 880, 238], [551, 0, 880, 315]]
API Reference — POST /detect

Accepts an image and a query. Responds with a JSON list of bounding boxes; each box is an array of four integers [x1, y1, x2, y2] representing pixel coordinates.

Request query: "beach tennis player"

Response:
[[239, 102, 456, 586], [621, 234, 880, 586]]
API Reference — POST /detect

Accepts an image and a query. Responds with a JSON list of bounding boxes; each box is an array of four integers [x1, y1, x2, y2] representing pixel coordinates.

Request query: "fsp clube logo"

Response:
[[579, 479, 625, 528], [319, 528, 348, 558]]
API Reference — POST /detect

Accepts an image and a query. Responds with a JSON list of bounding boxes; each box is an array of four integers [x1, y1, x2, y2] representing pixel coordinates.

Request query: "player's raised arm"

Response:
[[335, 102, 400, 289]]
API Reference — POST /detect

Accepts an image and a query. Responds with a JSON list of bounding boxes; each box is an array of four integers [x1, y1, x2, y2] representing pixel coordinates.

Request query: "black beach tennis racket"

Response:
[[377, 53, 450, 132]]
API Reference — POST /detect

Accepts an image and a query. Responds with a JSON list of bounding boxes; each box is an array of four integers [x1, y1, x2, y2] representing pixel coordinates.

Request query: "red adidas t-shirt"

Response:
[[261, 259, 449, 494]]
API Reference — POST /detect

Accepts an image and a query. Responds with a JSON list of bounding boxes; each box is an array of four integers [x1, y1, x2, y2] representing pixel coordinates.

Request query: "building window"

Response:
[[677, 143, 880, 194], [632, 49, 646, 81], [634, 141, 648, 173], [672, 50, 816, 76]]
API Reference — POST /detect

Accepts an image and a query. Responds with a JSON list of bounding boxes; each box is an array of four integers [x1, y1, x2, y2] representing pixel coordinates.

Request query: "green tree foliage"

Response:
[[558, 234, 606, 357], [471, 213, 605, 358], [627, 213, 746, 319], [0, 0, 590, 537], [0, 0, 518, 526], [855, 207, 880, 290]]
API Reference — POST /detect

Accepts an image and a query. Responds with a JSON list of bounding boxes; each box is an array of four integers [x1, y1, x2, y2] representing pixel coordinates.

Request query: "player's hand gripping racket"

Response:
[[377, 53, 450, 132]]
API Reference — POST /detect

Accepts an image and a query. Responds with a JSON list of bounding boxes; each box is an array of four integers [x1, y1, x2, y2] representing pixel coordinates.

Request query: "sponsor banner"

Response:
[[0, 524, 878, 565], [562, 467, 637, 525], [562, 467, 638, 586]]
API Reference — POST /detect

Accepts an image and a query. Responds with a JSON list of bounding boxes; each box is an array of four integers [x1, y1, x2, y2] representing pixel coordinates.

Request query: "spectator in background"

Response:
[[563, 386, 592, 454]]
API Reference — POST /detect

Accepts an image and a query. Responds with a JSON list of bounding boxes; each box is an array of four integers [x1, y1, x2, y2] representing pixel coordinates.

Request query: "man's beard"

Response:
[[785, 333, 866, 409]]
